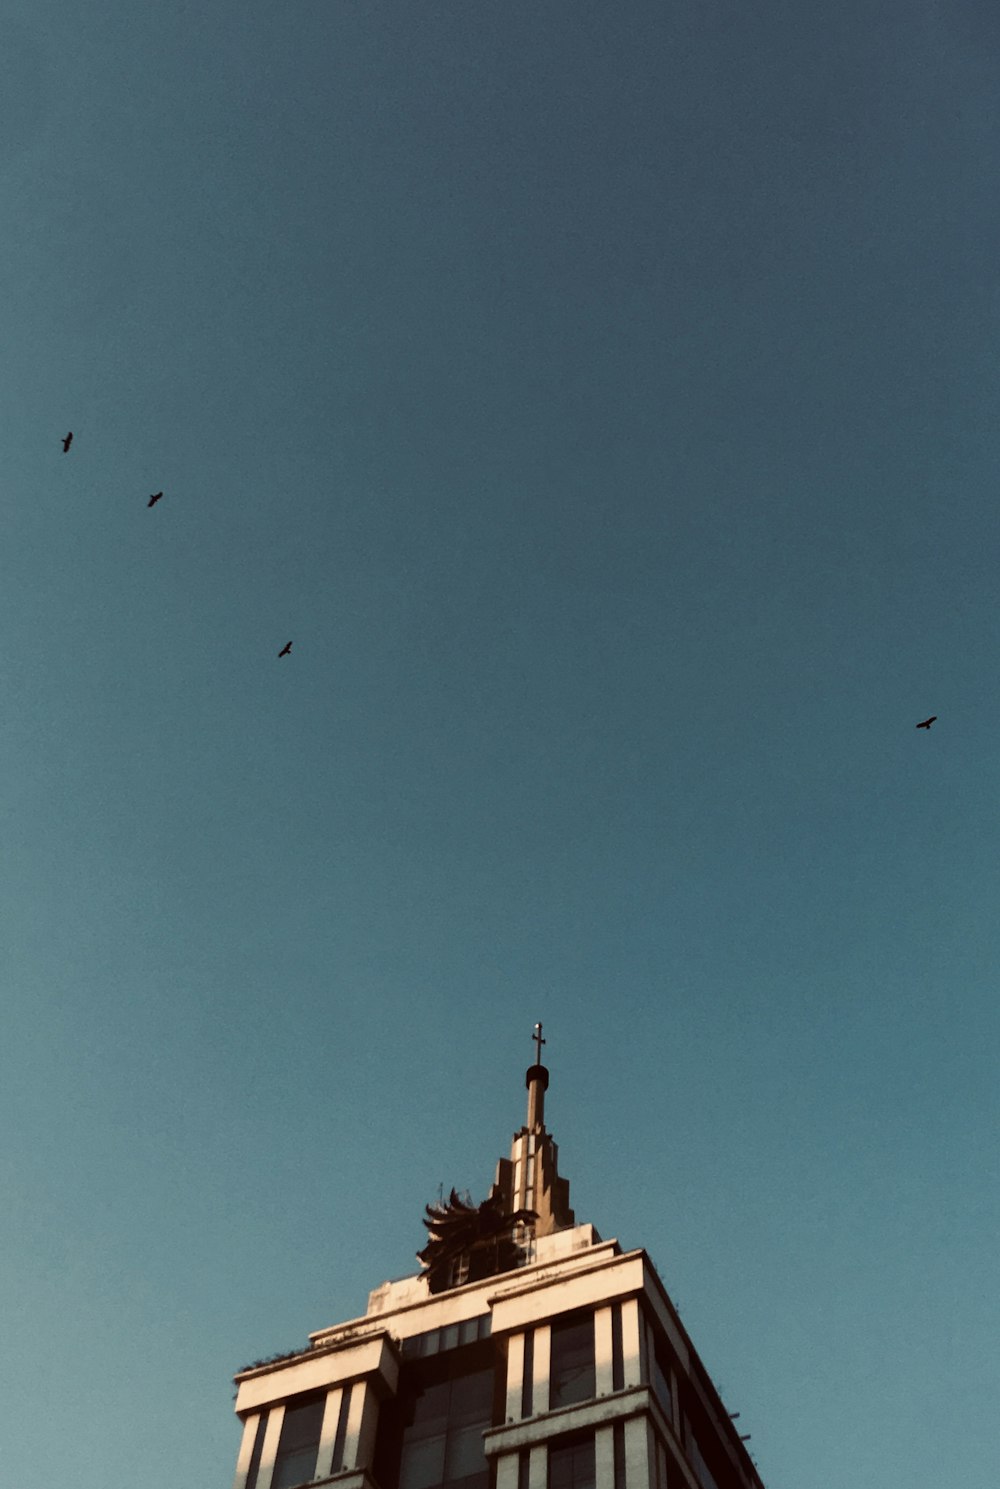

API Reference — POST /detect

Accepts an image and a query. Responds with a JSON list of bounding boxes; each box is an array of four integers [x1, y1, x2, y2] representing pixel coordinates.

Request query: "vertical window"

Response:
[[397, 1361, 494, 1489], [400, 1377, 451, 1489], [613, 1421, 626, 1489], [444, 1369, 495, 1487], [689, 1437, 721, 1489], [518, 1451, 530, 1489], [244, 1413, 268, 1489], [459, 1317, 482, 1347], [272, 1395, 325, 1489], [374, 1338, 497, 1489], [651, 1344, 672, 1424], [549, 1313, 595, 1409], [521, 1331, 534, 1419], [548, 1434, 595, 1489], [610, 1306, 624, 1393], [332, 1384, 353, 1474], [655, 1439, 669, 1489]]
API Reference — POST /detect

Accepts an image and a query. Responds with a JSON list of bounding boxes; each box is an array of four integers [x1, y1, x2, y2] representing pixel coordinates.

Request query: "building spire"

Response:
[[489, 1021, 573, 1240], [525, 1021, 549, 1130], [415, 1027, 576, 1291]]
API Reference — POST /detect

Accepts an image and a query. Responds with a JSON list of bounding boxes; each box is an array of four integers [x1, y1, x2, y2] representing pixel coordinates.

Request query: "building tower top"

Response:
[[233, 1022, 769, 1489], [504, 1019, 572, 1237], [415, 1024, 574, 1293]]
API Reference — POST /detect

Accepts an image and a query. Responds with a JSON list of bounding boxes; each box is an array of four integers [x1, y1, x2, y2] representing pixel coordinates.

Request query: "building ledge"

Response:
[[307, 1471, 378, 1489], [484, 1384, 653, 1453]]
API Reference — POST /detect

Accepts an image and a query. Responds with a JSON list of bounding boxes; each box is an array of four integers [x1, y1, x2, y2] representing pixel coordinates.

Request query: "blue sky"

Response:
[[2, 3, 999, 1486]]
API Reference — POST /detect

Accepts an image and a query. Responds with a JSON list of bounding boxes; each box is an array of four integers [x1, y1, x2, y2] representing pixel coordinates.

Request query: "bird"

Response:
[[278, 642, 292, 658], [147, 491, 163, 507], [916, 716, 937, 730], [62, 432, 73, 452]]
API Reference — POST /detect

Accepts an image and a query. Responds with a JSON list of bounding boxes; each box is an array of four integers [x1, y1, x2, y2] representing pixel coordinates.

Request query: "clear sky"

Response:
[[1, 3, 998, 1486]]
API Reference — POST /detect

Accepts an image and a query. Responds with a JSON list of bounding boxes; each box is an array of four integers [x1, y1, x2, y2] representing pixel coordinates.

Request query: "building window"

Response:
[[613, 1421, 626, 1489], [653, 1436, 671, 1489], [449, 1254, 471, 1287], [610, 1305, 624, 1393], [389, 1353, 495, 1489], [548, 1433, 596, 1489], [521, 1330, 534, 1419], [400, 1316, 491, 1360], [332, 1384, 353, 1473], [549, 1313, 595, 1409], [272, 1394, 325, 1489], [651, 1345, 673, 1424], [244, 1413, 268, 1489], [684, 1423, 721, 1489]]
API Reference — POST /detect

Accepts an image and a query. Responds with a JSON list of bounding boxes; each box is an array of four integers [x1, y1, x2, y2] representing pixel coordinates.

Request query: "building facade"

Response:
[[231, 1036, 765, 1489]]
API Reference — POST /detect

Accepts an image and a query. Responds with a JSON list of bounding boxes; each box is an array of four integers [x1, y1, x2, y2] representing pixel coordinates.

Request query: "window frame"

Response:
[[549, 1311, 596, 1410], [270, 1393, 326, 1489], [547, 1430, 597, 1489]]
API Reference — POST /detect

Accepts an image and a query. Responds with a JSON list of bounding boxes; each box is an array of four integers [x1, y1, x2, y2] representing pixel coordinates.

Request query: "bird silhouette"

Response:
[[916, 716, 937, 730], [62, 432, 73, 452], [278, 642, 292, 658], [148, 491, 163, 508]]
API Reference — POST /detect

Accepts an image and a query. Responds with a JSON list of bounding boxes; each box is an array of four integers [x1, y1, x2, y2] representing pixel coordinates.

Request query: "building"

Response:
[[231, 1030, 765, 1489]]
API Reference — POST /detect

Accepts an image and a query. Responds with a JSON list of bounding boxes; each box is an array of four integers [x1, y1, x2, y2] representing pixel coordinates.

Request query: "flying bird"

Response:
[[916, 716, 937, 730], [278, 642, 292, 658], [62, 432, 73, 452], [147, 491, 163, 507]]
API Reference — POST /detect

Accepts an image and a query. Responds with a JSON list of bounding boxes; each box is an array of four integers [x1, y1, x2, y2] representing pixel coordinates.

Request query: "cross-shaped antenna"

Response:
[[533, 1022, 546, 1063]]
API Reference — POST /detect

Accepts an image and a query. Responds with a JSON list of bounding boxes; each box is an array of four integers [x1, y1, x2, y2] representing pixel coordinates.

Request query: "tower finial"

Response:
[[525, 1021, 549, 1130], [533, 1021, 546, 1064]]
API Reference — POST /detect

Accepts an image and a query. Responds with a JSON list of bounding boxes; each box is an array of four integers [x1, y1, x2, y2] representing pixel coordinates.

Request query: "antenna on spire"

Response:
[[533, 1021, 546, 1064]]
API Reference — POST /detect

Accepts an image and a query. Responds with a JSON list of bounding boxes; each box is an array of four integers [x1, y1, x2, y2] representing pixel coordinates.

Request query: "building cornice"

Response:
[[234, 1332, 399, 1417], [309, 1233, 617, 1348]]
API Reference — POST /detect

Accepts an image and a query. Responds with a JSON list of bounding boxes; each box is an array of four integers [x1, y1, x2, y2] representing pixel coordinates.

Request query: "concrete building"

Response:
[[231, 1029, 765, 1489]]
